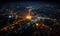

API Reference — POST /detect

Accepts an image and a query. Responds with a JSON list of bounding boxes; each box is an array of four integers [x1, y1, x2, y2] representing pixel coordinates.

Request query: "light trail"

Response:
[[1, 18, 26, 31]]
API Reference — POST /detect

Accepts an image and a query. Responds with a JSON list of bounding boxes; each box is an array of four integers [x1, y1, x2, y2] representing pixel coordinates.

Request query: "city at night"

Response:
[[0, 0, 60, 36]]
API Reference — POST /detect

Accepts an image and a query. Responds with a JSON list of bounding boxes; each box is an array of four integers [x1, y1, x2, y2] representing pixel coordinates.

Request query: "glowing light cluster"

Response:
[[8, 15, 13, 18], [35, 23, 40, 27], [26, 15, 32, 20]]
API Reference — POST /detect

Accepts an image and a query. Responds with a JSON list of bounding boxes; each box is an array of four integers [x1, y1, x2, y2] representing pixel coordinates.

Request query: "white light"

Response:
[[8, 15, 13, 18]]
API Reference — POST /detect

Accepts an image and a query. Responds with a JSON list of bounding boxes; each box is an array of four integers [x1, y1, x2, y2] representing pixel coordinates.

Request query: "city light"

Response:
[[35, 23, 39, 27], [8, 15, 13, 18], [26, 15, 32, 20], [0, 2, 60, 36]]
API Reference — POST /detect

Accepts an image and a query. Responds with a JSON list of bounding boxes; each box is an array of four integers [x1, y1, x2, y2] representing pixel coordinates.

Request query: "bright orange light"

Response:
[[36, 23, 39, 26], [26, 15, 32, 20]]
